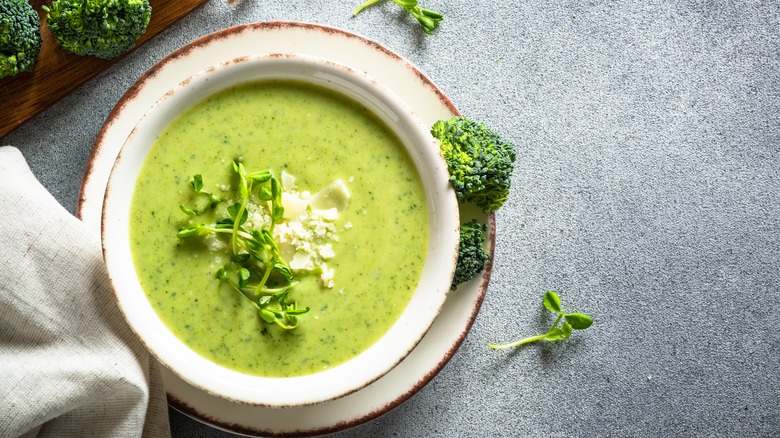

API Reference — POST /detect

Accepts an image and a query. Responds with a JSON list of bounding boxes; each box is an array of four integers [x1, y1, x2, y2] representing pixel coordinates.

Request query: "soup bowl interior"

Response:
[[102, 53, 459, 407]]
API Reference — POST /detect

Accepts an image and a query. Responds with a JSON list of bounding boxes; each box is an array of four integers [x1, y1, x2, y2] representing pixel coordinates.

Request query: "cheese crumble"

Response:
[[244, 170, 350, 288]]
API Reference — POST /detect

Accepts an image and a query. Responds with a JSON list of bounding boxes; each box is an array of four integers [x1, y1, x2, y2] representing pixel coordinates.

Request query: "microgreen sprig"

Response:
[[216, 267, 307, 329], [353, 0, 443, 35], [488, 291, 593, 350], [176, 159, 308, 330], [179, 174, 221, 216], [230, 161, 277, 254]]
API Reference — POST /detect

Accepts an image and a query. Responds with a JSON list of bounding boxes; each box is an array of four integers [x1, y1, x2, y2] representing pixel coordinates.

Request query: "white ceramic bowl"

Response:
[[101, 54, 460, 408]]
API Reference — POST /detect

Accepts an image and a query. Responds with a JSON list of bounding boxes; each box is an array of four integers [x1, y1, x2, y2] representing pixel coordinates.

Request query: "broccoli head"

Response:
[[451, 219, 490, 290], [44, 0, 151, 60], [432, 117, 516, 213], [0, 0, 42, 78]]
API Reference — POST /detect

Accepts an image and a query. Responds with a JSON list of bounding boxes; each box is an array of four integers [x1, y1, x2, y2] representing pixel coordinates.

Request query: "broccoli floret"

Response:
[[451, 219, 490, 290], [44, 0, 151, 60], [432, 117, 517, 213], [0, 0, 42, 78]]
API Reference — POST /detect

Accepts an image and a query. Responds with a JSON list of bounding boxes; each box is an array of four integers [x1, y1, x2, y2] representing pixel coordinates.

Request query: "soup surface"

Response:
[[130, 80, 429, 377]]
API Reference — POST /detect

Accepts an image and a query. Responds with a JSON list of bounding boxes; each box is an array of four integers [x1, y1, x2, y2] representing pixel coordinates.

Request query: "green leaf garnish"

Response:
[[238, 267, 251, 288], [176, 162, 311, 330], [270, 176, 284, 227], [227, 202, 248, 225], [248, 170, 272, 183], [179, 204, 198, 216], [542, 290, 561, 313], [191, 174, 204, 192], [180, 173, 222, 215], [176, 226, 200, 239], [564, 312, 594, 330], [258, 185, 272, 201], [488, 291, 592, 350]]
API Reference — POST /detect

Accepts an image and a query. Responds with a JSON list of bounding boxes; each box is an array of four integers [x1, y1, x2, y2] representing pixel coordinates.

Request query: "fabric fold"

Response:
[[0, 146, 170, 438]]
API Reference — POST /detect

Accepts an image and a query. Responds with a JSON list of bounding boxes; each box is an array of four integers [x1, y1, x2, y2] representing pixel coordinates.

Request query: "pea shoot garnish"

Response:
[[177, 159, 310, 330], [178, 174, 221, 216], [488, 291, 593, 350]]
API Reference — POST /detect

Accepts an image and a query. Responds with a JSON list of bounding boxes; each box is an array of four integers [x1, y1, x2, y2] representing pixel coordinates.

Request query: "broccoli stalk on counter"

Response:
[[0, 0, 42, 78], [44, 0, 151, 60]]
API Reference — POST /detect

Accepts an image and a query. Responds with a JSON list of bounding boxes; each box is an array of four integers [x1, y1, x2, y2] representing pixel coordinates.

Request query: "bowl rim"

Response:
[[101, 52, 460, 408]]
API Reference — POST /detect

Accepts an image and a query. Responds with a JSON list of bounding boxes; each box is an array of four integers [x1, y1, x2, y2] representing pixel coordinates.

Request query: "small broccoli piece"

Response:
[[0, 0, 42, 78], [44, 0, 151, 60], [432, 117, 517, 213], [451, 219, 490, 290]]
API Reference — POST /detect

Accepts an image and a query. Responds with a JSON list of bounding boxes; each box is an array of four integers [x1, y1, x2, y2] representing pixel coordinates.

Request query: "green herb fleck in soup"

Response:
[[129, 80, 429, 377]]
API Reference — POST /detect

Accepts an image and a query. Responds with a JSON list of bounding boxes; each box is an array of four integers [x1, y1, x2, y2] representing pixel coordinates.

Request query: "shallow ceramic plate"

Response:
[[78, 21, 495, 436]]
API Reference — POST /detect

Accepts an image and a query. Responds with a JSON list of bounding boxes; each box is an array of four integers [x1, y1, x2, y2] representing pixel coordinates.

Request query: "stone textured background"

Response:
[[5, 0, 779, 436]]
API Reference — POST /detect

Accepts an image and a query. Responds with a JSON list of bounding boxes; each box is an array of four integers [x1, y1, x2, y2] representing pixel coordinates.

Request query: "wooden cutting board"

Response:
[[0, 0, 209, 138]]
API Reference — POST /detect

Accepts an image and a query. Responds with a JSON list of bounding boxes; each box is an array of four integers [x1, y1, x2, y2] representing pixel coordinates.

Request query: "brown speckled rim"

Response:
[[77, 21, 494, 437]]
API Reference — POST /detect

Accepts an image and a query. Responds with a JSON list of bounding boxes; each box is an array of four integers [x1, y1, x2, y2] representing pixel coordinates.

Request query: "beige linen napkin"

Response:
[[0, 147, 170, 437]]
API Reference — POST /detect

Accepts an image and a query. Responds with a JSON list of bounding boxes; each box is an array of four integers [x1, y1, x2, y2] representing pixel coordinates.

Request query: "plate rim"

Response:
[[76, 20, 495, 437]]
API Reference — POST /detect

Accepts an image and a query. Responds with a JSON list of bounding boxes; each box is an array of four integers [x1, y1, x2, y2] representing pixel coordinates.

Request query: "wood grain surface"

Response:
[[0, 0, 209, 138]]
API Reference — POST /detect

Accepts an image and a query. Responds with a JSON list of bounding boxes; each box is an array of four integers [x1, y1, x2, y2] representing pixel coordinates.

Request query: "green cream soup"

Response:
[[130, 80, 429, 377]]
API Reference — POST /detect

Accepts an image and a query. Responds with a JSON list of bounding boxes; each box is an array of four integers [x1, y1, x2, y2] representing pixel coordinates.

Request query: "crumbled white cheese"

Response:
[[282, 192, 309, 220], [318, 243, 335, 260], [319, 262, 335, 288], [320, 208, 339, 221], [194, 172, 352, 289], [267, 175, 351, 288], [245, 202, 271, 230], [311, 180, 350, 211], [289, 251, 314, 271], [280, 170, 296, 190], [203, 234, 225, 251]]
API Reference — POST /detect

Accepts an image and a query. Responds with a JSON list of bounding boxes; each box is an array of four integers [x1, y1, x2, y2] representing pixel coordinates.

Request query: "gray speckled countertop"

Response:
[[5, 0, 780, 436]]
